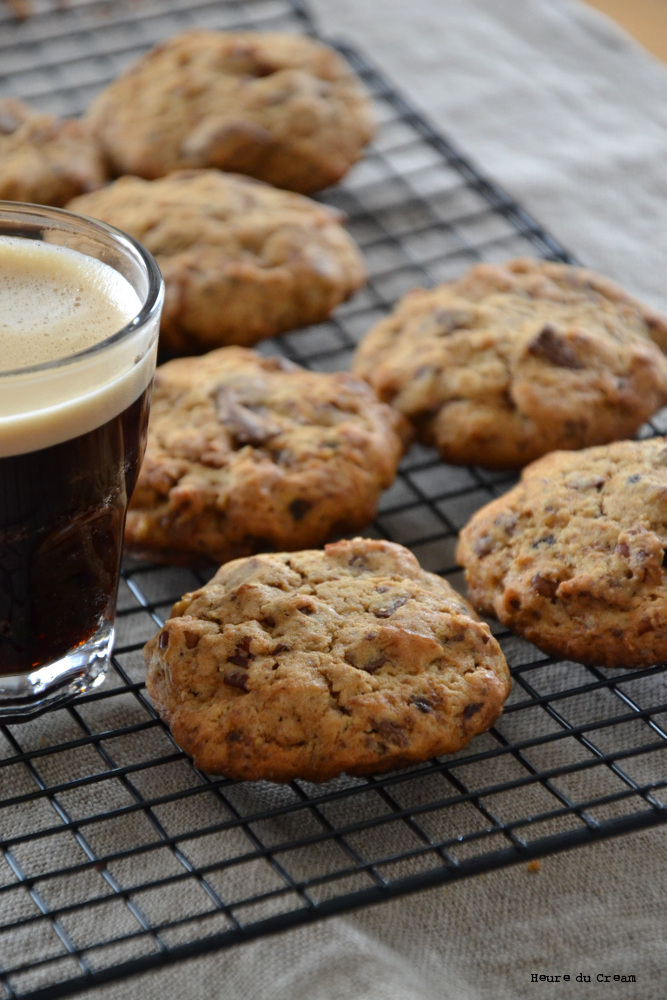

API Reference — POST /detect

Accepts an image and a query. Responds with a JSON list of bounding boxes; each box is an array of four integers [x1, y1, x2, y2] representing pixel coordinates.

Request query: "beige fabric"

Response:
[[2, 2, 666, 998], [313, 0, 667, 317], [70, 828, 667, 999]]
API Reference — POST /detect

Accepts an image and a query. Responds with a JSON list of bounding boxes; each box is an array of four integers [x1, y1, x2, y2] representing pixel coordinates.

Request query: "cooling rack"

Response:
[[1, 1, 666, 997]]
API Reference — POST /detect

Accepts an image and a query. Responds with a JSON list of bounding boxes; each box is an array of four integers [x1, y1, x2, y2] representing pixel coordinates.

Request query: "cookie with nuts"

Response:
[[0, 97, 108, 206], [352, 258, 667, 469], [125, 347, 409, 566], [144, 537, 511, 782], [456, 437, 667, 668], [68, 169, 366, 354], [84, 30, 375, 193]]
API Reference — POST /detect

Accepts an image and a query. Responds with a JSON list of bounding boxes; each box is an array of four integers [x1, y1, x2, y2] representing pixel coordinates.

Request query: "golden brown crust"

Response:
[[353, 258, 667, 469], [125, 347, 410, 565], [144, 538, 511, 782], [457, 437, 667, 668], [67, 169, 366, 353], [0, 97, 108, 206], [84, 30, 376, 193]]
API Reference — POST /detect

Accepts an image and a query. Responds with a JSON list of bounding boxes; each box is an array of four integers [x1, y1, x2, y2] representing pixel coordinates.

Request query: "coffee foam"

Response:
[[0, 237, 158, 457], [0, 237, 141, 369]]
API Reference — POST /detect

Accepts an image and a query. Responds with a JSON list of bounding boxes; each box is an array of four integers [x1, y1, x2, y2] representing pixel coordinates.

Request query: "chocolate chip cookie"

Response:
[[144, 537, 511, 781], [0, 98, 108, 206], [352, 258, 667, 469], [457, 437, 667, 669], [84, 30, 375, 193], [125, 347, 409, 566], [68, 169, 365, 354]]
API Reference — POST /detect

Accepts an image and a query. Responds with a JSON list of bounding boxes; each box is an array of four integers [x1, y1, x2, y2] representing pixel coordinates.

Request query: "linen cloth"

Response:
[[3, 1, 667, 997]]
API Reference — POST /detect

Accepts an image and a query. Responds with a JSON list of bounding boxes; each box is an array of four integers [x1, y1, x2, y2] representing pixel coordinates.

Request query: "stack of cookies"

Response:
[[6, 25, 666, 780]]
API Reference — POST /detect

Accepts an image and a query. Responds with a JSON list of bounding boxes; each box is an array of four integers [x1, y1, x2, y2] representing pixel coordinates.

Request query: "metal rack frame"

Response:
[[0, 2, 665, 998]]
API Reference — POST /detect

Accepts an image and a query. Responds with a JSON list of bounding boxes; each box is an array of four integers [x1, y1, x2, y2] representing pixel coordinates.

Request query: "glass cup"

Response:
[[0, 202, 164, 720]]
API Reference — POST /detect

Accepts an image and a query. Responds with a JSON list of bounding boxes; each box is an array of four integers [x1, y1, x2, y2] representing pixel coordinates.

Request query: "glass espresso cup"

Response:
[[0, 202, 164, 719]]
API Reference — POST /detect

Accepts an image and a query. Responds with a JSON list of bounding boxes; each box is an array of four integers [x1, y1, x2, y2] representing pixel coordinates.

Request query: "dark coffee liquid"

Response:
[[0, 386, 151, 674]]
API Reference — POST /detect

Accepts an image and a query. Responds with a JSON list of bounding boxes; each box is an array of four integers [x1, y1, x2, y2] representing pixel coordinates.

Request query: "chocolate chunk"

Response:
[[531, 534, 556, 549], [344, 649, 387, 673], [224, 670, 249, 691], [375, 719, 409, 747], [527, 324, 583, 369], [411, 696, 432, 713], [447, 631, 466, 643], [289, 498, 312, 522], [531, 573, 559, 599], [228, 635, 254, 667], [474, 535, 495, 558], [158, 630, 169, 650], [362, 656, 387, 673], [245, 61, 278, 79], [269, 447, 293, 466], [214, 386, 281, 447], [374, 596, 408, 618], [183, 629, 200, 649], [433, 308, 472, 335], [494, 513, 517, 536], [463, 702, 483, 719]]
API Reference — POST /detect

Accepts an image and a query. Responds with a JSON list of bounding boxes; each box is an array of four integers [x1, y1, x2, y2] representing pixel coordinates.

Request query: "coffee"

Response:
[[0, 389, 150, 673], [0, 210, 162, 713]]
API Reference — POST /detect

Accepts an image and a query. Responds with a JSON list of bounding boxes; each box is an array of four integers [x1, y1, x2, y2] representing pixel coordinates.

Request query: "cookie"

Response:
[[352, 258, 667, 469], [67, 169, 365, 354], [144, 537, 511, 782], [4, 0, 30, 20], [0, 98, 108, 206], [457, 437, 667, 669], [84, 30, 375, 193], [125, 347, 409, 566]]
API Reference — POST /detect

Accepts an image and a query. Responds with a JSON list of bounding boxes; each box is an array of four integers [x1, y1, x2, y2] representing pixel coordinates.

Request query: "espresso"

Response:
[[0, 236, 155, 675], [0, 389, 150, 673]]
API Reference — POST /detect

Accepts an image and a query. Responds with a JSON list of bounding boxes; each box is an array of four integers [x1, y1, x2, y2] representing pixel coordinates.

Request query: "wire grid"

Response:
[[1, 1, 666, 997]]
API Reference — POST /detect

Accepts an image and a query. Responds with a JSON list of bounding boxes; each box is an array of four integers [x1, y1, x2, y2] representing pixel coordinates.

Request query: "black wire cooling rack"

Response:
[[1, 1, 666, 997]]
